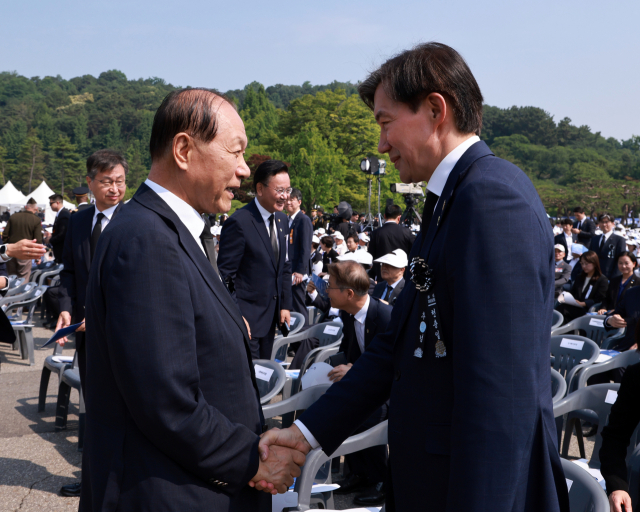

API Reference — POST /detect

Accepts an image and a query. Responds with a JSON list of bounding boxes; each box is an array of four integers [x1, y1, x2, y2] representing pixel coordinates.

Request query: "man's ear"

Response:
[[173, 133, 191, 171]]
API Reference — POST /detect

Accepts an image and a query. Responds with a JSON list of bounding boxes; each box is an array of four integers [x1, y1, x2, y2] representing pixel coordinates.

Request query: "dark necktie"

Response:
[[418, 191, 440, 250], [383, 283, 393, 301], [200, 221, 219, 276], [600, 235, 605, 249], [269, 214, 279, 266], [90, 212, 105, 261]]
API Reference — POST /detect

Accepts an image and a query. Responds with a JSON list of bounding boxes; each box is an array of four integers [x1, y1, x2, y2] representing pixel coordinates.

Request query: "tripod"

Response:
[[400, 194, 424, 228]]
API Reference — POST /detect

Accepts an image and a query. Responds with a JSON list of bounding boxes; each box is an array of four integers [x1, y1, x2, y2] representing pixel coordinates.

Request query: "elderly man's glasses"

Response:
[[95, 178, 126, 188], [264, 184, 292, 197]]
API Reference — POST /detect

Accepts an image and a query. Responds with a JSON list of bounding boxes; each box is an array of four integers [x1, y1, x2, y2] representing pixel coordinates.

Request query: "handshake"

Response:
[[248, 424, 313, 495]]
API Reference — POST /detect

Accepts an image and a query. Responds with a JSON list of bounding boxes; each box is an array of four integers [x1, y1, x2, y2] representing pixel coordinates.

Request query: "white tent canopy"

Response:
[[0, 181, 29, 214], [24, 181, 76, 224]]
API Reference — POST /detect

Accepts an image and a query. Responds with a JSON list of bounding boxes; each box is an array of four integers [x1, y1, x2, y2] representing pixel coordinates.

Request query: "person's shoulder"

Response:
[[370, 296, 393, 317], [621, 361, 640, 387]]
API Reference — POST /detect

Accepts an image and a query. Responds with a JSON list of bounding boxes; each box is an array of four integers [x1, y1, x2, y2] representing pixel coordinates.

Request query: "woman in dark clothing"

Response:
[[599, 251, 640, 314], [599, 322, 640, 512], [320, 236, 339, 274], [556, 250, 609, 323]]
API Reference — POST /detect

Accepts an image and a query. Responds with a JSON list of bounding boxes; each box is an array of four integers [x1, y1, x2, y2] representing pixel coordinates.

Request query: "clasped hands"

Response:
[[248, 424, 312, 494]]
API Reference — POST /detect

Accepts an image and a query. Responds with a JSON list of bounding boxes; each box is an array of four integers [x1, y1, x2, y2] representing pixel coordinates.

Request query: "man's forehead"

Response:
[[96, 165, 125, 178]]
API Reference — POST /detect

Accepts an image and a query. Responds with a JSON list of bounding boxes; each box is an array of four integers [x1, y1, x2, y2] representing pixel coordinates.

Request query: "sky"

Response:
[[2, 0, 639, 140]]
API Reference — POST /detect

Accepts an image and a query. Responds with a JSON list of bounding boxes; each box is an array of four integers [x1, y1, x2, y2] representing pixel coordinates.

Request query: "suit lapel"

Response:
[[81, 206, 95, 273], [247, 201, 277, 270], [364, 299, 379, 350]]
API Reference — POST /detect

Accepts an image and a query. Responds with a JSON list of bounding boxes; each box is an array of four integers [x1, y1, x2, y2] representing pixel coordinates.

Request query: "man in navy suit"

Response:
[[257, 43, 569, 511], [81, 89, 304, 511], [285, 188, 313, 330], [590, 213, 626, 279], [55, 149, 128, 497], [371, 249, 407, 306], [572, 206, 596, 247], [48, 193, 71, 263], [218, 160, 292, 360]]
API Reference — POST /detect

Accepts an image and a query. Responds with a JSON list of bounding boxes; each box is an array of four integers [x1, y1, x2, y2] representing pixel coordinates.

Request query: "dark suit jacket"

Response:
[[554, 232, 577, 263], [80, 183, 268, 512], [591, 232, 627, 279], [603, 274, 640, 311], [321, 248, 339, 273], [50, 208, 71, 262], [568, 273, 609, 310], [573, 218, 596, 247], [600, 362, 640, 494], [2, 211, 42, 244], [298, 141, 569, 511], [339, 297, 392, 365], [289, 211, 313, 275], [570, 259, 583, 283], [368, 221, 415, 280], [371, 278, 405, 306], [218, 200, 292, 338], [605, 285, 640, 352]]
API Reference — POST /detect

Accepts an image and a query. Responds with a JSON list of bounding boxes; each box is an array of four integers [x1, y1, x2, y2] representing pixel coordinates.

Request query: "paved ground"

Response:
[[0, 315, 594, 511]]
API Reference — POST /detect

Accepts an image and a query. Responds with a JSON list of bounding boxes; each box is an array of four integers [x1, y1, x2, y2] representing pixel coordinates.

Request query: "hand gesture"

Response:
[[306, 282, 316, 294], [608, 314, 627, 329], [248, 443, 306, 494], [280, 309, 291, 327], [328, 363, 352, 383], [6, 239, 46, 260], [292, 272, 304, 285], [258, 424, 312, 474], [609, 490, 632, 512]]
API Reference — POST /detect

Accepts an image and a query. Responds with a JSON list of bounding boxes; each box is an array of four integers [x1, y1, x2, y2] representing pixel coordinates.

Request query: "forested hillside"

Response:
[[0, 69, 638, 216]]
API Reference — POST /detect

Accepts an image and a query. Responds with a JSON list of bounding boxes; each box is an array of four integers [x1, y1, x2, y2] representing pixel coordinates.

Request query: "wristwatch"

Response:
[[0, 245, 6, 257]]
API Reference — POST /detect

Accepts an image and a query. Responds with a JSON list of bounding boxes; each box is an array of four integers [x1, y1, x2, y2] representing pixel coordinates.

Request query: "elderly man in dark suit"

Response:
[[2, 198, 43, 280], [371, 249, 407, 306], [218, 160, 293, 360], [54, 149, 128, 498], [572, 206, 596, 247], [257, 42, 569, 512], [285, 187, 313, 330], [553, 244, 572, 298], [368, 204, 415, 281], [590, 213, 627, 279], [48, 193, 71, 263], [81, 89, 304, 511]]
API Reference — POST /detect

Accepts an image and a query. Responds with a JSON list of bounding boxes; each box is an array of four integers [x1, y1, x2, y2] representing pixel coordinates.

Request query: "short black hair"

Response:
[[573, 206, 585, 214], [49, 194, 64, 203], [253, 160, 289, 192], [86, 149, 129, 179], [290, 187, 302, 202], [561, 218, 573, 226], [149, 88, 235, 162], [619, 251, 638, 267], [385, 204, 403, 219], [359, 42, 484, 136]]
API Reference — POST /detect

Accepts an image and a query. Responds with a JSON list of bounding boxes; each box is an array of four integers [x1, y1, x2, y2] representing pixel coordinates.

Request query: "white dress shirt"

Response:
[[295, 295, 370, 449], [426, 135, 480, 204], [564, 233, 573, 254], [91, 203, 119, 232], [145, 179, 206, 254], [255, 198, 279, 250]]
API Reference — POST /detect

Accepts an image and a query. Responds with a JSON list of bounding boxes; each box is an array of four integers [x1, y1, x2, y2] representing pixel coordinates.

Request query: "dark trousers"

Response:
[[43, 285, 62, 321], [250, 316, 277, 360], [289, 336, 319, 370], [291, 282, 308, 330], [346, 403, 389, 484]]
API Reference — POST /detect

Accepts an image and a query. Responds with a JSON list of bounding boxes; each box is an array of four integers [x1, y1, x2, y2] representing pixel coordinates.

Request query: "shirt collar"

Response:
[[603, 230, 613, 241], [289, 210, 300, 222], [145, 179, 205, 251], [426, 135, 480, 197], [94, 203, 118, 221], [388, 278, 401, 289], [354, 294, 370, 325], [254, 198, 274, 223]]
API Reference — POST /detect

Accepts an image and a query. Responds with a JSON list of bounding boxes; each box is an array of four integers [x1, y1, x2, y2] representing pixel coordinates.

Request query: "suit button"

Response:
[[394, 370, 401, 381], [273, 295, 277, 300]]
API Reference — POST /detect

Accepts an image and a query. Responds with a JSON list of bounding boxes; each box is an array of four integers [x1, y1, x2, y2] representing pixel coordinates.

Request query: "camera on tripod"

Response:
[[390, 183, 425, 228]]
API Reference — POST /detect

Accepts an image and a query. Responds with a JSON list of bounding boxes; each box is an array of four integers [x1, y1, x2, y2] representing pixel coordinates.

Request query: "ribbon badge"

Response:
[[410, 256, 433, 293]]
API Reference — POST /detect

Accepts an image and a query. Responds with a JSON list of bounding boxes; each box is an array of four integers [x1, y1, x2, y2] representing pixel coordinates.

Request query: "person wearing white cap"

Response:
[[372, 249, 407, 306], [569, 244, 587, 282], [333, 232, 347, 256], [357, 232, 369, 250], [553, 244, 571, 298]]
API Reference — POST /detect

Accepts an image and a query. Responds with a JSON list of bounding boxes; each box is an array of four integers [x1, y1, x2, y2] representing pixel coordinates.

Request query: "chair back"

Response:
[[271, 321, 343, 361], [552, 315, 625, 348], [560, 458, 609, 512], [262, 383, 331, 419], [554, 383, 640, 469], [4, 281, 37, 299], [4, 286, 46, 323], [550, 335, 599, 389], [577, 351, 640, 388], [252, 359, 286, 404], [551, 368, 567, 403], [551, 310, 564, 330], [37, 264, 63, 286]]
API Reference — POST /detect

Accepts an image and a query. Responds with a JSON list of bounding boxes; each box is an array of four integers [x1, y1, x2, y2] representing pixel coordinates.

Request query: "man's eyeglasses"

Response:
[[326, 284, 352, 292], [264, 184, 292, 197], [95, 178, 126, 189]]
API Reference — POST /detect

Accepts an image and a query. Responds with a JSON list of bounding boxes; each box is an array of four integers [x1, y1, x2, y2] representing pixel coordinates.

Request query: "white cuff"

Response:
[[308, 290, 318, 301], [294, 420, 320, 450]]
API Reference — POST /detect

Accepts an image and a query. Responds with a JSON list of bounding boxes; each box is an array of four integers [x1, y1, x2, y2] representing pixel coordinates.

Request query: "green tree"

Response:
[[240, 82, 279, 148], [50, 135, 83, 197], [14, 130, 45, 193], [0, 145, 8, 185]]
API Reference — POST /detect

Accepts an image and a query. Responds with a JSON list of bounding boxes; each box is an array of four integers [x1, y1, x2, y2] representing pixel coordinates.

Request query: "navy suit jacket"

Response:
[[573, 218, 596, 247], [590, 232, 627, 279], [298, 141, 569, 511], [289, 211, 313, 275], [605, 285, 640, 352], [371, 278, 405, 306], [218, 200, 292, 338], [339, 297, 392, 365], [50, 208, 71, 262], [80, 184, 268, 512]]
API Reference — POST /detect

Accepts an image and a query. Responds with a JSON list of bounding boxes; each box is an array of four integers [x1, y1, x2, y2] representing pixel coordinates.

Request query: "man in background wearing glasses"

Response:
[[218, 159, 292, 359], [55, 149, 127, 497]]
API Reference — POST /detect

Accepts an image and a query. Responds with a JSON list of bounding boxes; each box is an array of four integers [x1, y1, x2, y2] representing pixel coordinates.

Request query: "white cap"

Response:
[[317, 227, 326, 234], [554, 244, 566, 253], [333, 232, 344, 240], [312, 235, 320, 244], [338, 250, 374, 266], [374, 249, 409, 268], [627, 240, 638, 246], [358, 232, 370, 242]]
